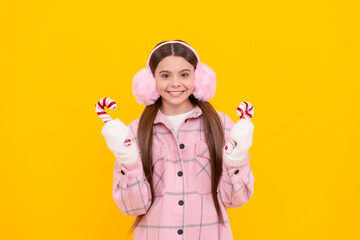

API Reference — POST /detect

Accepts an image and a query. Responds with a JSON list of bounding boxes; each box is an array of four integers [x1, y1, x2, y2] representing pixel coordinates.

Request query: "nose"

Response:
[[171, 77, 181, 87]]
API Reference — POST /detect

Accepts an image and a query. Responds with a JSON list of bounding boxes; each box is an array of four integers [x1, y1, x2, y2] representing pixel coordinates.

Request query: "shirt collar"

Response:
[[154, 105, 203, 126]]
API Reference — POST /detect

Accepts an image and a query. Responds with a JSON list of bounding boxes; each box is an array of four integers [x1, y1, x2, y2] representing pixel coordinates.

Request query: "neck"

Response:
[[160, 99, 195, 116]]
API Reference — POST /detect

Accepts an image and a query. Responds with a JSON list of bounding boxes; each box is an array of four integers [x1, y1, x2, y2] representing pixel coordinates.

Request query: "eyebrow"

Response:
[[159, 69, 191, 74]]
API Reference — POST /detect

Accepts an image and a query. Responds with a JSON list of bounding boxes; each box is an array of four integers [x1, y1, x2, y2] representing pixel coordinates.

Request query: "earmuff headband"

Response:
[[146, 41, 201, 66]]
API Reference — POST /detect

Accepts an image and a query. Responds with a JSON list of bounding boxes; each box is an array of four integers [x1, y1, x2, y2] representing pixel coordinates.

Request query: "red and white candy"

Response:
[[95, 97, 117, 123], [225, 101, 254, 154], [95, 97, 133, 147], [225, 139, 237, 152], [236, 101, 254, 120], [124, 138, 132, 147]]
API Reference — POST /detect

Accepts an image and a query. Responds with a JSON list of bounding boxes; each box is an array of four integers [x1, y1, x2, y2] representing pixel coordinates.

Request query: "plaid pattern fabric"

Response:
[[112, 106, 255, 239]]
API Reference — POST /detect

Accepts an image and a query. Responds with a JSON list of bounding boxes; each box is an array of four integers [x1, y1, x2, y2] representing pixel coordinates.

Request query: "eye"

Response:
[[161, 74, 170, 78], [181, 73, 189, 77]]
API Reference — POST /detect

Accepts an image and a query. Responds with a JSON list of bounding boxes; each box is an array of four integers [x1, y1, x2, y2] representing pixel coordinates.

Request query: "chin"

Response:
[[164, 95, 191, 105]]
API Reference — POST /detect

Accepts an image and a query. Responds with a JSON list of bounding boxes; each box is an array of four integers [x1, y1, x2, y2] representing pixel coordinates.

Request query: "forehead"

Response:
[[156, 56, 194, 72]]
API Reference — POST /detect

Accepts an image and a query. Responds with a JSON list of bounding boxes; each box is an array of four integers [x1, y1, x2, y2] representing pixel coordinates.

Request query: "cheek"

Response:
[[156, 81, 170, 97], [155, 79, 165, 91], [186, 79, 195, 91]]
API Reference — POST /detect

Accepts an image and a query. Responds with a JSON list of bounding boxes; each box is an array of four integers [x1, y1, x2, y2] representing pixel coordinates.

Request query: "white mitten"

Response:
[[224, 118, 254, 165], [101, 119, 138, 165]]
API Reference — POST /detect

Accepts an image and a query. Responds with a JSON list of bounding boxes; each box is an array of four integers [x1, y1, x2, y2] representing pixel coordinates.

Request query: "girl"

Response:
[[100, 40, 255, 239]]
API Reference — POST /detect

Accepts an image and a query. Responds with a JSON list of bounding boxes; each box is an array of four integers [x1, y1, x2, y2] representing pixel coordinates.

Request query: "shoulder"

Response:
[[128, 116, 141, 136], [216, 111, 234, 127], [129, 116, 140, 127], [215, 111, 235, 140]]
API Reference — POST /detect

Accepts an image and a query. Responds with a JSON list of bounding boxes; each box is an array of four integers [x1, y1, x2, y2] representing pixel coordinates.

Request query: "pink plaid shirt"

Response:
[[112, 106, 255, 239]]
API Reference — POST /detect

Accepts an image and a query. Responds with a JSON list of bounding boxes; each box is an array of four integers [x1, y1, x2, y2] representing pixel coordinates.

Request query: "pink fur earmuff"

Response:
[[132, 41, 217, 106]]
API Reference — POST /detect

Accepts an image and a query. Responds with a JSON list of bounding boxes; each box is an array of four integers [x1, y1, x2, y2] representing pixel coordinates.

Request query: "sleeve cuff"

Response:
[[223, 152, 249, 166], [114, 144, 139, 166]]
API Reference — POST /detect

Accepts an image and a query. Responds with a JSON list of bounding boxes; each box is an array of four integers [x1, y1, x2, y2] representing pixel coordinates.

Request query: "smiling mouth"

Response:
[[167, 90, 186, 97]]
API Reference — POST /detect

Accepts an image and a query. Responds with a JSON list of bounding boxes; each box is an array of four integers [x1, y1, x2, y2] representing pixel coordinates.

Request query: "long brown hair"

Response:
[[128, 40, 225, 234]]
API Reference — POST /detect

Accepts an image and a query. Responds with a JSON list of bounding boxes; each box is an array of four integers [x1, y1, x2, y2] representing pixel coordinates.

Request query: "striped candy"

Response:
[[236, 101, 254, 120], [95, 97, 117, 123], [224, 101, 254, 154], [224, 139, 237, 154], [124, 138, 132, 147]]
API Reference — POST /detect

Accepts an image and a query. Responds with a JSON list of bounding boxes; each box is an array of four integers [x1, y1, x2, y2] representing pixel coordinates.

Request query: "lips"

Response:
[[167, 90, 185, 97]]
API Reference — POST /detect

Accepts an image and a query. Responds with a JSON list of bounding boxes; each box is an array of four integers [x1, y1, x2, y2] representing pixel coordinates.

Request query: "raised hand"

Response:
[[224, 102, 255, 163]]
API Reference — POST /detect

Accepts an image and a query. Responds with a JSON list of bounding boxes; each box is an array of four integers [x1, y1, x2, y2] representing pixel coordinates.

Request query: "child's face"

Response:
[[154, 56, 195, 113]]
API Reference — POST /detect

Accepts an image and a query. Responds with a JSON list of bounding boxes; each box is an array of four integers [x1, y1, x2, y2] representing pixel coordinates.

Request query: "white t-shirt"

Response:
[[166, 108, 196, 136]]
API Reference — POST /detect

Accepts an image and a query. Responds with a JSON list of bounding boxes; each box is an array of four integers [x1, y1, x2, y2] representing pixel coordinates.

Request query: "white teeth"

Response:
[[168, 91, 184, 96]]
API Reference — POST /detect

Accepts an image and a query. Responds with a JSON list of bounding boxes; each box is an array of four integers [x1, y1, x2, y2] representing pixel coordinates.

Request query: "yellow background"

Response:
[[1, 0, 359, 239]]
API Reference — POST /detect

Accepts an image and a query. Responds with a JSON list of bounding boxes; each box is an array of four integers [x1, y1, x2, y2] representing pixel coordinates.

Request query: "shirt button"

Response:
[[177, 171, 183, 177], [121, 170, 125, 175], [234, 169, 239, 174], [178, 200, 184, 206], [177, 229, 183, 235], [179, 143, 185, 149]]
